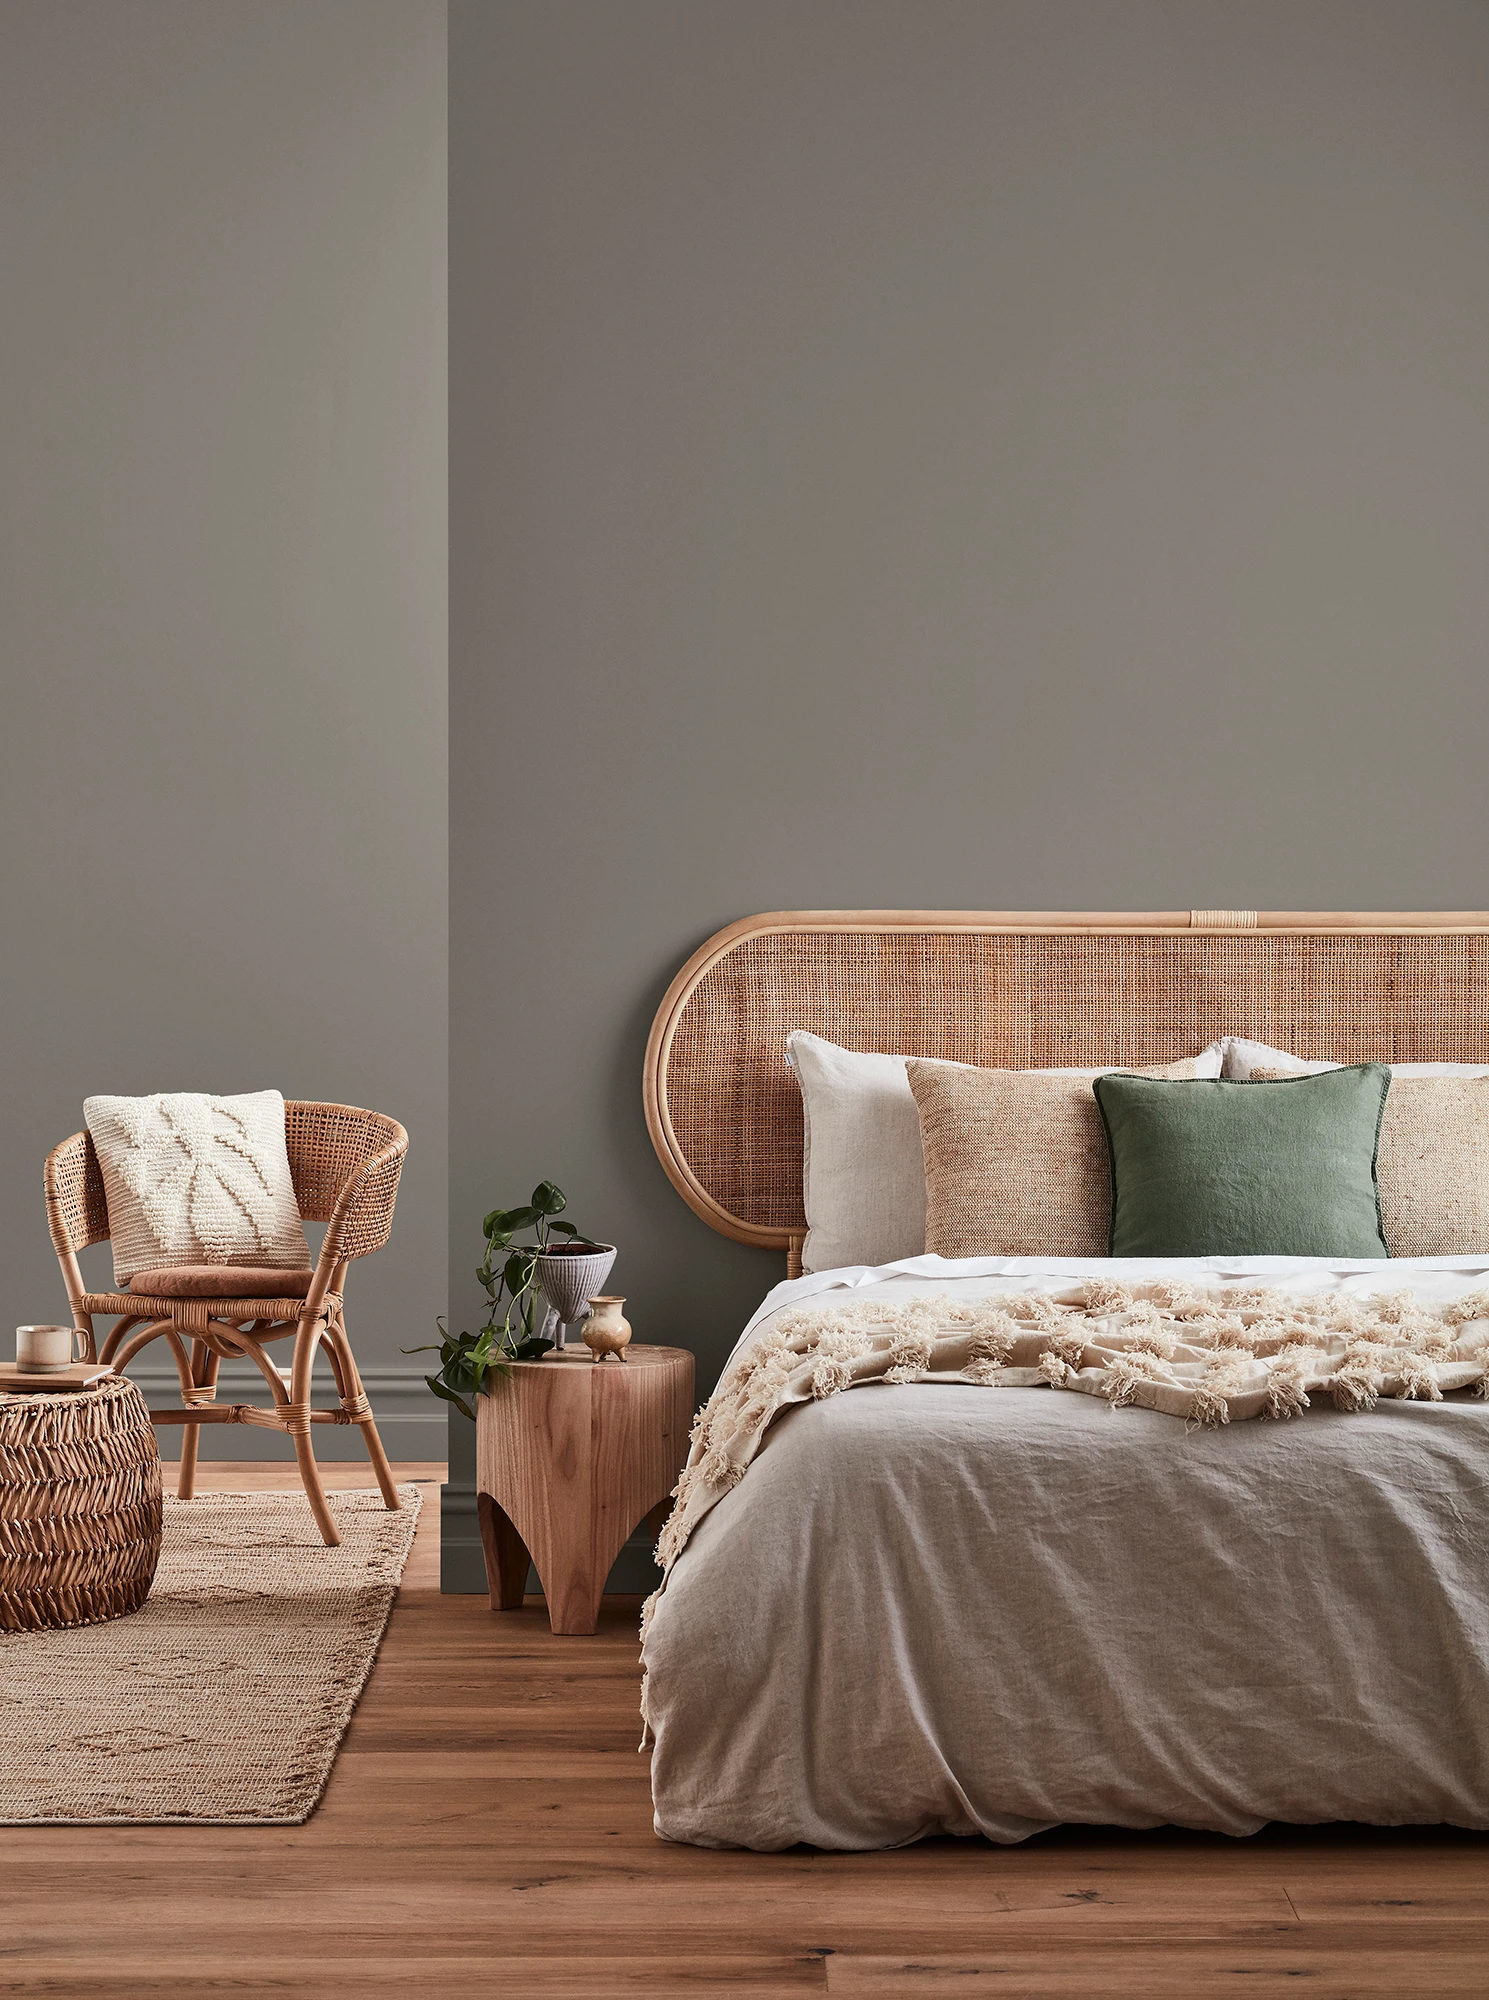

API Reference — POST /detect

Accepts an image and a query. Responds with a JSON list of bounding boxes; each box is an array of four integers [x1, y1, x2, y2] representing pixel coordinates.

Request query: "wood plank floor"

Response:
[[5, 1462, 1488, 1998]]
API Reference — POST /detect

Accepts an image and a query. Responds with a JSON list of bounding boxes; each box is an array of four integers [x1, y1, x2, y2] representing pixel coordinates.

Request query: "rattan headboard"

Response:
[[643, 909, 1489, 1264]]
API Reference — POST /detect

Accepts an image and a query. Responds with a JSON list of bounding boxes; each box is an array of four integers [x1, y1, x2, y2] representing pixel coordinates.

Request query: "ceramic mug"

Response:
[[15, 1325, 83, 1372]]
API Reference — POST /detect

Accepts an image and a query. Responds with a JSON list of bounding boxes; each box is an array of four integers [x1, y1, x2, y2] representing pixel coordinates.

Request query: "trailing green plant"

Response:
[[406, 1181, 601, 1419]]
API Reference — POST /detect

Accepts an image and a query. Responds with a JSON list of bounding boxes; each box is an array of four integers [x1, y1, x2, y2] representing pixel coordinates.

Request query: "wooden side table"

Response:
[[475, 1344, 694, 1636]]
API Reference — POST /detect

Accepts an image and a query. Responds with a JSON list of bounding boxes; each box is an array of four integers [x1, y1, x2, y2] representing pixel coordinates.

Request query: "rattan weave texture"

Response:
[[0, 1375, 162, 1632], [42, 1101, 407, 1547], [285, 1102, 405, 1257], [648, 915, 1489, 1249]]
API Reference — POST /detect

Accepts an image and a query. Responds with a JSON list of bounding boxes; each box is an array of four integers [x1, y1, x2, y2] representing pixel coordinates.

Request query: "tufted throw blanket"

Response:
[[641, 1278, 1489, 1642]]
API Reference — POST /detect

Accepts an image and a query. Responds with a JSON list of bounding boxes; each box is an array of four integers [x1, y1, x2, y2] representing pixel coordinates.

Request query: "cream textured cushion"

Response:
[[1250, 1069, 1489, 1258], [907, 1057, 1206, 1259], [788, 1030, 1223, 1271], [84, 1090, 311, 1288], [1222, 1036, 1489, 1081]]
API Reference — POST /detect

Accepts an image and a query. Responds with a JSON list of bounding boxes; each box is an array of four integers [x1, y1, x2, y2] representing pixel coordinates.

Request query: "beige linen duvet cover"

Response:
[[642, 1256, 1489, 1851]]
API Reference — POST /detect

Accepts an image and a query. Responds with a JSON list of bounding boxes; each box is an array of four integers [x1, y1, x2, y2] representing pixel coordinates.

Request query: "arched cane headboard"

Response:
[[643, 909, 1489, 1268]]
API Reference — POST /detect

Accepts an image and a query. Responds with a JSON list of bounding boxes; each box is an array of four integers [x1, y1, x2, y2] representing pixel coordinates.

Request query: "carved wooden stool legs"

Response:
[[475, 1346, 695, 1636]]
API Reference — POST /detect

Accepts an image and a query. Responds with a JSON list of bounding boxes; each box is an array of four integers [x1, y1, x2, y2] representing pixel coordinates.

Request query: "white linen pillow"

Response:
[[786, 1031, 1224, 1274], [84, 1089, 311, 1288], [1221, 1036, 1489, 1080]]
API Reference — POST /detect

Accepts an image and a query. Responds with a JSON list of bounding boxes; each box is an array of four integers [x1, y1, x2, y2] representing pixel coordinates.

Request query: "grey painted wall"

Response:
[[448, 0, 1489, 1586], [0, 0, 448, 1460]]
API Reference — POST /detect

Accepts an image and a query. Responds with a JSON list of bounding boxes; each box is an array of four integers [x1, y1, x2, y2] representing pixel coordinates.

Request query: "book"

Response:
[[0, 1362, 116, 1394]]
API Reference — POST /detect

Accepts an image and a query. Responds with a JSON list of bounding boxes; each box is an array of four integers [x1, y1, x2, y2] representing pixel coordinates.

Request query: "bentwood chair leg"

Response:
[[176, 1340, 219, 1501], [290, 1315, 340, 1548], [177, 1423, 199, 1501], [328, 1319, 400, 1511], [293, 1429, 340, 1547], [177, 1423, 199, 1499], [359, 1412, 401, 1511]]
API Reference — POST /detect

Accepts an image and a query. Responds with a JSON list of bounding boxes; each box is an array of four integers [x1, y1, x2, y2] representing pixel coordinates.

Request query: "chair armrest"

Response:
[[321, 1123, 408, 1263]]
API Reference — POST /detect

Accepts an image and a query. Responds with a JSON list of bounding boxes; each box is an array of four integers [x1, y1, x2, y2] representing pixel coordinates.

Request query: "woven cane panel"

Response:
[[663, 928, 1489, 1237]]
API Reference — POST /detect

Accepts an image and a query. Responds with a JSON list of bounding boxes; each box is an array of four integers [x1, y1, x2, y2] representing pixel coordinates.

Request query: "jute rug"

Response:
[[0, 1482, 421, 1825]]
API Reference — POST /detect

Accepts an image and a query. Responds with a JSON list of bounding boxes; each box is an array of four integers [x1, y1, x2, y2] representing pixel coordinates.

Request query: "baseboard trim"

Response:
[[125, 1360, 445, 1463], [439, 1481, 662, 1597]]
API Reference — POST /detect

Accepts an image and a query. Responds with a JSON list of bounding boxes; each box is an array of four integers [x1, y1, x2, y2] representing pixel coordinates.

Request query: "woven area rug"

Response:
[[0, 1482, 421, 1826]]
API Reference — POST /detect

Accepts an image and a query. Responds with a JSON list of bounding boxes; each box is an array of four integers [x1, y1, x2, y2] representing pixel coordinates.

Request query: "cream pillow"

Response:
[[907, 1057, 1206, 1259], [1222, 1036, 1489, 1080], [1250, 1068, 1489, 1258], [84, 1090, 311, 1288], [788, 1031, 1223, 1271], [787, 1033, 937, 1272]]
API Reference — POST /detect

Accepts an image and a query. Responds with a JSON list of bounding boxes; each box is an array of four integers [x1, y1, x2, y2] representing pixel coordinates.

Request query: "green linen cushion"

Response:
[[1091, 1066, 1391, 1259]]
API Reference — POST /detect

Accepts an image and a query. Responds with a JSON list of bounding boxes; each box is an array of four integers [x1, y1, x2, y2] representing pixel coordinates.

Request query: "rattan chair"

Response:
[[43, 1102, 407, 1547]]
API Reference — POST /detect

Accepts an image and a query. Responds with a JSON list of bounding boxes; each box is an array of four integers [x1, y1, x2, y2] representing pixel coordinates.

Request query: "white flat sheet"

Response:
[[645, 1256, 1489, 1850]]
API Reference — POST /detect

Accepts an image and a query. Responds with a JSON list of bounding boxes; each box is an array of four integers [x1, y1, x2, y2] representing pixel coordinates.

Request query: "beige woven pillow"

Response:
[[907, 1058, 1203, 1258], [1252, 1070, 1489, 1257]]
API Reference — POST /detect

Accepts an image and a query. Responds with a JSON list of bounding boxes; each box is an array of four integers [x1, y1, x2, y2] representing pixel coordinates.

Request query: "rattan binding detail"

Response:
[[643, 909, 1489, 1255]]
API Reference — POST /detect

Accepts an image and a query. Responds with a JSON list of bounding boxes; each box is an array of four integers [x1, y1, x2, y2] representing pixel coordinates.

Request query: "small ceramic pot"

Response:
[[583, 1296, 631, 1362], [535, 1244, 617, 1349]]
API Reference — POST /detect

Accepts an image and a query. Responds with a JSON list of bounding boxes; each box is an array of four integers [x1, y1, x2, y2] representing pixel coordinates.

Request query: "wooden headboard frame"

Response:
[[643, 909, 1489, 1275]]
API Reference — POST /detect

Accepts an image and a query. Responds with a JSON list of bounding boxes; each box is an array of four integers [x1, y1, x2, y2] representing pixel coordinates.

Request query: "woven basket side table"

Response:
[[0, 1375, 163, 1632], [476, 1344, 695, 1636]]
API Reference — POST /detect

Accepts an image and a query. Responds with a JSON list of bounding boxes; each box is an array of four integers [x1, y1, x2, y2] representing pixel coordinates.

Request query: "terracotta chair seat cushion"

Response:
[[127, 1265, 317, 1299]]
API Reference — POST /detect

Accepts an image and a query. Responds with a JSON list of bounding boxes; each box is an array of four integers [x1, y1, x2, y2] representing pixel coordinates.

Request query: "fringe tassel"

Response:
[[810, 1356, 855, 1398], [1024, 1296, 1073, 1328], [1396, 1356, 1442, 1402], [1102, 1352, 1159, 1408], [1083, 1279, 1134, 1314], [698, 1445, 744, 1490], [1190, 1384, 1232, 1428], [654, 1514, 689, 1567], [1141, 1281, 1201, 1310], [1047, 1327, 1089, 1370], [1264, 1368, 1310, 1420], [1331, 1367, 1380, 1414], [968, 1317, 1018, 1367]]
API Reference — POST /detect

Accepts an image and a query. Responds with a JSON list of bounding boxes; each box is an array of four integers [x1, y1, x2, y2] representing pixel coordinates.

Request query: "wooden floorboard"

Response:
[[3, 1462, 1487, 1998]]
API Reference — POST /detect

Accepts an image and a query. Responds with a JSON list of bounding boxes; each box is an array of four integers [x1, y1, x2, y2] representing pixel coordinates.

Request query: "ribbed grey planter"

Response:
[[534, 1244, 617, 1347]]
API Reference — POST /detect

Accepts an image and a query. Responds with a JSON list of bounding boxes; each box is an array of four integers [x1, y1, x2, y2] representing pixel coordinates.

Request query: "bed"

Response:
[[639, 910, 1489, 1850]]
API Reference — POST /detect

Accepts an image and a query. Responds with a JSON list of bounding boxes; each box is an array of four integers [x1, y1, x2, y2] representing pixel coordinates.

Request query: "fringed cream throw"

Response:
[[640, 1280, 1489, 1646]]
